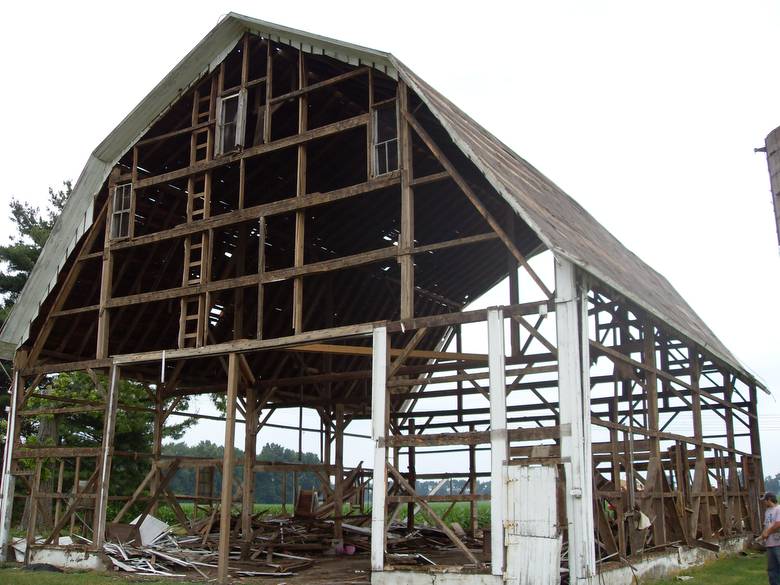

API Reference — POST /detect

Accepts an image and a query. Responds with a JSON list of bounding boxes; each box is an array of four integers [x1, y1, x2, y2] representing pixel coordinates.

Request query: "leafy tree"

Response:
[[0, 182, 70, 324], [162, 441, 322, 504], [0, 183, 194, 528]]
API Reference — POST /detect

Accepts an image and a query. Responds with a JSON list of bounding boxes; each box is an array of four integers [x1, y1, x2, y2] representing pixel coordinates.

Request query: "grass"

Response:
[[0, 563, 200, 585], [0, 551, 766, 584], [647, 552, 765, 585]]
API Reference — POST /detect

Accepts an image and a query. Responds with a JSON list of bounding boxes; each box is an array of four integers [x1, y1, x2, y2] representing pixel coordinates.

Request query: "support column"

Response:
[[94, 364, 120, 548], [242, 385, 257, 553], [406, 418, 416, 533], [398, 81, 415, 320], [487, 307, 507, 576], [370, 326, 388, 572], [642, 321, 666, 545], [468, 423, 478, 537], [218, 353, 239, 584], [748, 382, 764, 531], [151, 389, 164, 516], [555, 257, 595, 584], [0, 369, 22, 560], [334, 403, 344, 542]]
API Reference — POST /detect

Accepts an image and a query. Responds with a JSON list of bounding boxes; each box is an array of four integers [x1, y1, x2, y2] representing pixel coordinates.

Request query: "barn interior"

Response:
[[0, 22, 766, 585]]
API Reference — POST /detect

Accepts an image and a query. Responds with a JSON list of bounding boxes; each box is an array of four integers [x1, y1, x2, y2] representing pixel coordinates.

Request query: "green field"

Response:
[[148, 500, 492, 529]]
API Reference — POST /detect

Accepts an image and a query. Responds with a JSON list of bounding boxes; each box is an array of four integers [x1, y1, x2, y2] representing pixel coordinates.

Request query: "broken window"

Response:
[[111, 183, 132, 239], [216, 90, 247, 155], [373, 101, 399, 176]]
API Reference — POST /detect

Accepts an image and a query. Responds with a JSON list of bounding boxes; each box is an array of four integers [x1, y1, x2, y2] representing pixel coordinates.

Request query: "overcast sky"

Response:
[[1, 2, 779, 474]]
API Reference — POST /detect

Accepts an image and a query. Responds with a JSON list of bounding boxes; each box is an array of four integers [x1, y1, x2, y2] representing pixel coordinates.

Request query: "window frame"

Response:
[[110, 183, 133, 240], [215, 89, 247, 156], [371, 99, 400, 177]]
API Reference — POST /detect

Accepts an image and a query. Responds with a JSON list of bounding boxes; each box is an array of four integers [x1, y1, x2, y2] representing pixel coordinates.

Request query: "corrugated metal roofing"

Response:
[[0, 13, 764, 389]]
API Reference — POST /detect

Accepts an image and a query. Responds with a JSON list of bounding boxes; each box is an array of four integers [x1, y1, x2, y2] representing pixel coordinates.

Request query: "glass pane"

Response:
[[111, 213, 121, 237], [376, 103, 398, 143], [223, 122, 237, 151], [222, 95, 239, 125], [120, 212, 129, 238], [376, 142, 388, 175], [387, 139, 398, 172]]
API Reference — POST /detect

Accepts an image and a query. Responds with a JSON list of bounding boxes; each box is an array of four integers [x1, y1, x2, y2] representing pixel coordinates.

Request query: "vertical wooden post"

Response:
[[94, 364, 120, 548], [334, 403, 345, 542], [748, 382, 764, 531], [24, 459, 43, 564], [292, 51, 307, 333], [468, 422, 478, 537], [151, 387, 163, 516], [263, 39, 273, 145], [256, 217, 266, 339], [97, 169, 120, 358], [689, 352, 711, 539], [487, 307, 507, 576], [218, 353, 239, 584], [242, 385, 257, 553], [507, 219, 520, 356], [370, 326, 388, 572], [406, 418, 416, 533], [555, 257, 595, 584], [54, 459, 65, 528], [723, 373, 741, 533], [642, 321, 666, 545], [0, 369, 21, 560], [398, 81, 414, 320]]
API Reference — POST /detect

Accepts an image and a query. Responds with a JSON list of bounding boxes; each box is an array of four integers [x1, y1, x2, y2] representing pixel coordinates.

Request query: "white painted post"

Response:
[[555, 257, 595, 584], [94, 364, 120, 548], [487, 307, 507, 576], [0, 371, 20, 561], [370, 326, 388, 572]]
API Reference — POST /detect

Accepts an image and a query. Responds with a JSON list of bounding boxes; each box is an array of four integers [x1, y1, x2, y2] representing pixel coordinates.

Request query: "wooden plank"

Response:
[[218, 353, 239, 584], [555, 258, 595, 582], [94, 365, 120, 547], [292, 51, 307, 334], [134, 113, 369, 190], [387, 463, 481, 566], [382, 425, 565, 448], [398, 81, 414, 320], [370, 326, 388, 572], [105, 301, 547, 366], [487, 307, 507, 575], [269, 67, 368, 105], [404, 111, 553, 299]]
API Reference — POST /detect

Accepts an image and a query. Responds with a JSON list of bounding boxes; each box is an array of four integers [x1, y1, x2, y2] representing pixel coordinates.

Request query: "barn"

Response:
[[0, 13, 766, 584]]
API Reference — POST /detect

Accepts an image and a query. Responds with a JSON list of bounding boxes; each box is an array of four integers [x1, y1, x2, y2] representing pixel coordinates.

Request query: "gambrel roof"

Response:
[[0, 13, 764, 389]]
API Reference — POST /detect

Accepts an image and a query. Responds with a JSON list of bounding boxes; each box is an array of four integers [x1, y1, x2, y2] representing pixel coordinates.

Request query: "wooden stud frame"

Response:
[[0, 32, 765, 582]]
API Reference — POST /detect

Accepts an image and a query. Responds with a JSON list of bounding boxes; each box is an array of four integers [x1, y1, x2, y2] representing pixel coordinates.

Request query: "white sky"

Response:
[[1, 2, 779, 474]]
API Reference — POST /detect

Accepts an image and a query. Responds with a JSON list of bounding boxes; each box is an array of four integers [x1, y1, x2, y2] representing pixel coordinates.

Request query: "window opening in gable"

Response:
[[111, 183, 133, 239], [216, 90, 246, 155], [373, 100, 399, 176]]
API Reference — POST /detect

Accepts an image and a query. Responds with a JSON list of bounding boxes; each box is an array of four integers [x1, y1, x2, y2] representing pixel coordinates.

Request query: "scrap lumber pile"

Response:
[[103, 511, 483, 579]]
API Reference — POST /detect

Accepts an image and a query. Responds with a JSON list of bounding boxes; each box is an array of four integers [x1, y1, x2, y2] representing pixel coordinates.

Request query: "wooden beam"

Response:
[[398, 81, 414, 319], [93, 365, 120, 547], [404, 111, 553, 299], [218, 353, 239, 584], [370, 326, 388, 572]]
